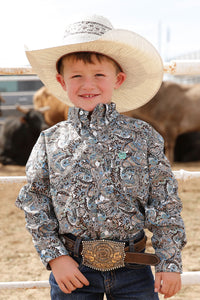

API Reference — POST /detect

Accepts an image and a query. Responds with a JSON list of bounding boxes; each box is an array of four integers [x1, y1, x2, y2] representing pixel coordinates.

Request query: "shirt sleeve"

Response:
[[145, 126, 187, 273], [15, 132, 68, 270]]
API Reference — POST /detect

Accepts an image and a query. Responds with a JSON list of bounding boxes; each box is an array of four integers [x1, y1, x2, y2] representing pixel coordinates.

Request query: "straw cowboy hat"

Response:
[[26, 14, 163, 112]]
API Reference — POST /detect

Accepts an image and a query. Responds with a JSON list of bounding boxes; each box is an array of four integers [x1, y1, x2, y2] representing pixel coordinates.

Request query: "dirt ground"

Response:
[[0, 162, 200, 300]]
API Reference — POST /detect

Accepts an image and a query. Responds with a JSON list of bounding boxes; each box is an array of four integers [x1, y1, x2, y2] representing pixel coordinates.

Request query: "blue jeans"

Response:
[[49, 255, 159, 300]]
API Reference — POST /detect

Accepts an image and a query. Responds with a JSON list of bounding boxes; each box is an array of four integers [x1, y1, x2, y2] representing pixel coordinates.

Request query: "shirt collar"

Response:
[[68, 102, 119, 128]]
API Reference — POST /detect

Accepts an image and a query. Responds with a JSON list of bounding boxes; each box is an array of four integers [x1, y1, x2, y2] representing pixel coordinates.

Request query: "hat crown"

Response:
[[63, 15, 113, 44]]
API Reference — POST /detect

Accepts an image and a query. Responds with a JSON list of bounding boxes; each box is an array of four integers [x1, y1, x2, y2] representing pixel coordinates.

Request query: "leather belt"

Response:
[[62, 235, 160, 271]]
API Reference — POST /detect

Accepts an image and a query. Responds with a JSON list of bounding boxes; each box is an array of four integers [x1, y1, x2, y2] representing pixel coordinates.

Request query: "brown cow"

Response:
[[0, 95, 5, 103], [33, 86, 69, 126], [0, 94, 5, 116], [124, 81, 200, 163]]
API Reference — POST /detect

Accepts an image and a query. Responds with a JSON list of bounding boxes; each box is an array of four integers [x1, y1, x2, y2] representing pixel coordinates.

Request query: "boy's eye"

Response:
[[71, 75, 81, 78], [95, 73, 105, 77]]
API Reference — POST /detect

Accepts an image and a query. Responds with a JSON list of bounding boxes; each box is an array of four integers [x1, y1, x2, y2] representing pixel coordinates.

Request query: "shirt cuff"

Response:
[[155, 258, 183, 273], [34, 239, 69, 270]]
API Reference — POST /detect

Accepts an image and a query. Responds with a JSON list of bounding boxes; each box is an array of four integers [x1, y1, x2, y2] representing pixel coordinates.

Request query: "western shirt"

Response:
[[16, 102, 186, 273]]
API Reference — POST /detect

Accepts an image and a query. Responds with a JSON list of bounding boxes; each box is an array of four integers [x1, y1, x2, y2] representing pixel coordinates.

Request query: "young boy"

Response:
[[16, 15, 186, 299]]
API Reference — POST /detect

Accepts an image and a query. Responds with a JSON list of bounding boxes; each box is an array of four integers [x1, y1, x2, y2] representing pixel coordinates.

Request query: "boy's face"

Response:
[[56, 55, 126, 112]]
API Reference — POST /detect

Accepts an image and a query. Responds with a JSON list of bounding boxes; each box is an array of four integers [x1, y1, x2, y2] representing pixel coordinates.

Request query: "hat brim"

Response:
[[26, 29, 163, 112]]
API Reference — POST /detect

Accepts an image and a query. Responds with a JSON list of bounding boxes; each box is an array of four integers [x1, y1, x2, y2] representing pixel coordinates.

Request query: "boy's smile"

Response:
[[56, 55, 126, 112]]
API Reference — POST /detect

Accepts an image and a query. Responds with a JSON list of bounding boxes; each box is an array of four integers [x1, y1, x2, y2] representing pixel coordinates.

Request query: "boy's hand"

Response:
[[154, 272, 181, 298], [49, 255, 89, 294]]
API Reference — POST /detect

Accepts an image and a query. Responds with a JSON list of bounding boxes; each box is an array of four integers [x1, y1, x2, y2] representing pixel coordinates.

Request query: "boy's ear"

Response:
[[56, 74, 67, 91], [115, 72, 126, 89]]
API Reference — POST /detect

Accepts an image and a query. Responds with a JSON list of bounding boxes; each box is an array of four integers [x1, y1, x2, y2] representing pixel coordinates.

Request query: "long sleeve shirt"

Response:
[[16, 102, 186, 273]]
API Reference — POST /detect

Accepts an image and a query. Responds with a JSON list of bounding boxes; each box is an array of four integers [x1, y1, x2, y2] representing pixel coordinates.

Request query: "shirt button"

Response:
[[95, 161, 100, 167]]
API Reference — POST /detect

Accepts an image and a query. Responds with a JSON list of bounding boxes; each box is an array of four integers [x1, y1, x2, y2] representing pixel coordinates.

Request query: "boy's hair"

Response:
[[56, 52, 123, 75]]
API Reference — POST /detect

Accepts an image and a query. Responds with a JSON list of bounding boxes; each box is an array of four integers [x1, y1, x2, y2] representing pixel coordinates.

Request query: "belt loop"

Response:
[[129, 237, 135, 252], [74, 237, 82, 257]]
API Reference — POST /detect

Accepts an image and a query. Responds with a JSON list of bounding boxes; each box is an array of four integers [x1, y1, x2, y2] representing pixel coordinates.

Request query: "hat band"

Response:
[[63, 21, 112, 40]]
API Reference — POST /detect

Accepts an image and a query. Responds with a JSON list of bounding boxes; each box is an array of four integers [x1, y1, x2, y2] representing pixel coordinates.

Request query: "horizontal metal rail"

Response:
[[0, 271, 200, 290], [0, 105, 34, 110], [0, 67, 35, 75], [0, 281, 49, 290], [0, 176, 27, 183], [163, 60, 200, 75], [1, 60, 200, 76], [173, 169, 200, 180]]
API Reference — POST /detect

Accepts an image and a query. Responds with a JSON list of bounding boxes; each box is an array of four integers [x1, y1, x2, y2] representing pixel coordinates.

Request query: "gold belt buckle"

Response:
[[81, 240, 125, 271]]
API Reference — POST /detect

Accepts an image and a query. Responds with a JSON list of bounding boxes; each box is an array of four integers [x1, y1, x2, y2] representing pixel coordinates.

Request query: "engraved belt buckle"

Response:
[[81, 240, 125, 271]]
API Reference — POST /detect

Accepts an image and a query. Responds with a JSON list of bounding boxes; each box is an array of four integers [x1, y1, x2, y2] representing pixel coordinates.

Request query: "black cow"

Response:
[[0, 109, 48, 165], [174, 131, 200, 162]]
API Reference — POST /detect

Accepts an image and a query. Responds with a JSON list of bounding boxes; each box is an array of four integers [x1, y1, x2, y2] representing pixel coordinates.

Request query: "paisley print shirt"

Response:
[[16, 102, 186, 273]]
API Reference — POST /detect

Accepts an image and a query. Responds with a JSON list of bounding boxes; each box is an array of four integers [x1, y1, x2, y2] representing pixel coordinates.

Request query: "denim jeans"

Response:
[[49, 255, 159, 300]]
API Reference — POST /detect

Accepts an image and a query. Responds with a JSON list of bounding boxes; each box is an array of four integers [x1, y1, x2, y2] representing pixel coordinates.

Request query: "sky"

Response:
[[0, 0, 200, 67]]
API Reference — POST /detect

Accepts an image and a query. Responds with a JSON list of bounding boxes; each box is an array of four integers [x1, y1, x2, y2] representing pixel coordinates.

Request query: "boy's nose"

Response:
[[82, 77, 95, 89]]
